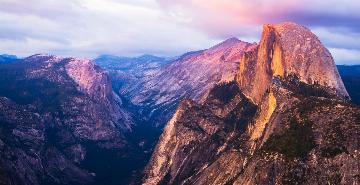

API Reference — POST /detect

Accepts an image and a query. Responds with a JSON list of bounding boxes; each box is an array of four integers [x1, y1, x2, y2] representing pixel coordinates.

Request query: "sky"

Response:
[[0, 0, 359, 64]]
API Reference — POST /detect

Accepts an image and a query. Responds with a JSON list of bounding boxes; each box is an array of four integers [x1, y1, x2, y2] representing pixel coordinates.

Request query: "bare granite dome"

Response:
[[143, 23, 358, 185], [237, 22, 349, 104]]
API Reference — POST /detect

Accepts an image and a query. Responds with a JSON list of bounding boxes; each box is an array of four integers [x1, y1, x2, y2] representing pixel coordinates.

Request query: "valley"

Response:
[[0, 22, 359, 185]]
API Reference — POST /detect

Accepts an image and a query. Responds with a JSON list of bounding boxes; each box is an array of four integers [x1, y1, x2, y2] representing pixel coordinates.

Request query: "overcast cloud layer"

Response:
[[0, 0, 359, 64]]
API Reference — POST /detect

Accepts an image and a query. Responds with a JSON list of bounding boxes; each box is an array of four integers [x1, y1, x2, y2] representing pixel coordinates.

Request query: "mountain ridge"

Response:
[[127, 38, 256, 127], [143, 22, 359, 185], [0, 23, 359, 185], [0, 54, 136, 185]]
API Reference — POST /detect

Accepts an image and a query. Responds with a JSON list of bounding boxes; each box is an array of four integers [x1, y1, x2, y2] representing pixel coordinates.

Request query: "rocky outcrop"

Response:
[[91, 41, 257, 184], [128, 38, 256, 127], [65, 58, 133, 130], [0, 54, 134, 185], [66, 59, 111, 99], [94, 39, 256, 129], [93, 54, 169, 98], [144, 80, 360, 185], [143, 82, 258, 185], [143, 22, 359, 185], [237, 22, 349, 104]]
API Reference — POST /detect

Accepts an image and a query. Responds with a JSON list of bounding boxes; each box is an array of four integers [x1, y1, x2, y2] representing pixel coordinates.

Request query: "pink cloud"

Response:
[[156, 0, 360, 38]]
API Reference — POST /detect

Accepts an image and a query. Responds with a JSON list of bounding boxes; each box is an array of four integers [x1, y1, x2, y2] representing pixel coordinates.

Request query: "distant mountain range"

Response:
[[0, 22, 359, 185], [95, 38, 256, 127], [0, 54, 18, 63], [94, 52, 360, 112]]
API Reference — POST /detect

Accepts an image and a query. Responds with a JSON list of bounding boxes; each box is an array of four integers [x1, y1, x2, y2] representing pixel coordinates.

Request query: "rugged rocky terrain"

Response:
[[0, 22, 359, 185], [0, 39, 257, 185], [143, 22, 360, 185], [0, 54, 136, 185], [91, 40, 258, 184], [101, 38, 256, 127], [94, 54, 170, 96]]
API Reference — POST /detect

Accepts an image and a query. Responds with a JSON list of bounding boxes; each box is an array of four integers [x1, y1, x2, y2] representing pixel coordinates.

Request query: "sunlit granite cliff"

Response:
[[143, 22, 359, 185], [237, 22, 348, 105]]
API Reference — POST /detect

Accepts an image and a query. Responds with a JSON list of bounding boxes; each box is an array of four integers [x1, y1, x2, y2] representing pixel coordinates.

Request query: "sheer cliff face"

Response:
[[237, 22, 349, 104], [144, 23, 359, 185], [0, 55, 133, 185], [65, 58, 133, 131]]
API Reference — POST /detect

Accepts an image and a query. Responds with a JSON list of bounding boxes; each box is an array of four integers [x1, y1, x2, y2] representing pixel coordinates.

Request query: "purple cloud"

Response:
[[0, 0, 359, 64]]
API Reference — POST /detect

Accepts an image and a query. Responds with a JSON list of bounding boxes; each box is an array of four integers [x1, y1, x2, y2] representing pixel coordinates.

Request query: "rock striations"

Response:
[[143, 22, 359, 185]]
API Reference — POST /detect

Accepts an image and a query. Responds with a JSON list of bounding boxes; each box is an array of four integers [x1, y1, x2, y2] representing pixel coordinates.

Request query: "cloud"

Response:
[[0, 0, 359, 64], [156, 0, 360, 36], [156, 0, 360, 64], [329, 48, 360, 65], [312, 28, 360, 50], [0, 0, 220, 58]]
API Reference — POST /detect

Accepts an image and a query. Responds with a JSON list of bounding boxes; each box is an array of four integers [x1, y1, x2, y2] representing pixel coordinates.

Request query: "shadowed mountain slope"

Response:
[[143, 22, 359, 185]]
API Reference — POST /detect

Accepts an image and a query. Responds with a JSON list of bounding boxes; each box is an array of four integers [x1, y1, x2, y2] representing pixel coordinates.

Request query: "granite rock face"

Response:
[[143, 22, 359, 185], [91, 40, 258, 184], [0, 55, 133, 185], [237, 22, 349, 104], [65, 58, 133, 131], [94, 39, 255, 128], [93, 54, 169, 98], [129, 38, 256, 127]]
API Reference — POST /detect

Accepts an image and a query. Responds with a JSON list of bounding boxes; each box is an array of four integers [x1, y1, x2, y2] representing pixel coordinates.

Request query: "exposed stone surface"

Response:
[[143, 82, 257, 185], [65, 58, 133, 131], [94, 39, 255, 129], [0, 22, 359, 185], [94, 54, 169, 98], [0, 54, 133, 185], [143, 22, 359, 185], [237, 22, 349, 104], [128, 38, 256, 127], [0, 38, 257, 185], [144, 80, 360, 185]]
